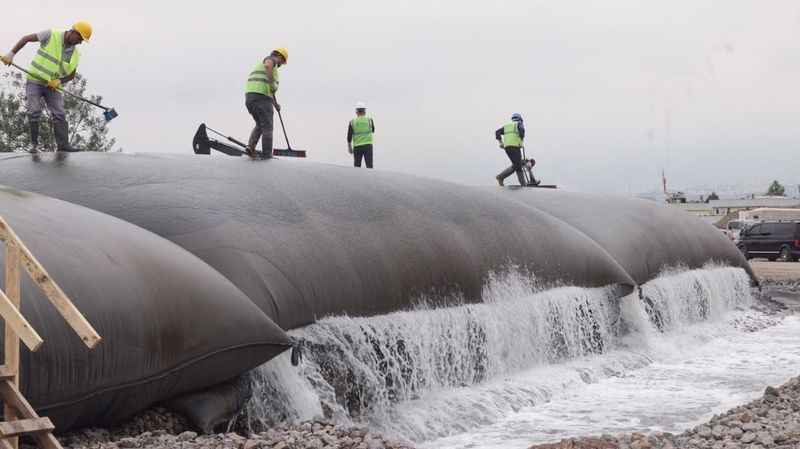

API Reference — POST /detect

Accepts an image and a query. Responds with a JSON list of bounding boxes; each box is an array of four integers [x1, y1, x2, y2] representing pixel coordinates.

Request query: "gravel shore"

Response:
[[57, 372, 800, 449], [57, 409, 414, 449]]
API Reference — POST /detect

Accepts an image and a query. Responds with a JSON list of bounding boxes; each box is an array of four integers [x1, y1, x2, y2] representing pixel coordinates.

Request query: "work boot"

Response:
[[247, 128, 260, 158], [261, 136, 273, 159], [53, 121, 79, 152], [29, 121, 40, 154], [497, 166, 514, 186]]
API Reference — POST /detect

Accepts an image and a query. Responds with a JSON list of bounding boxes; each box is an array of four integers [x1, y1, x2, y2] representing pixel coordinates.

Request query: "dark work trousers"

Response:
[[26, 80, 67, 147], [497, 146, 526, 185], [245, 92, 274, 158], [354, 144, 373, 168]]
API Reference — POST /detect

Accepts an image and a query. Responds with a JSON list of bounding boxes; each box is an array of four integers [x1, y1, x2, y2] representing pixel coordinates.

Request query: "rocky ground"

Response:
[[749, 261, 800, 283], [53, 408, 414, 449]]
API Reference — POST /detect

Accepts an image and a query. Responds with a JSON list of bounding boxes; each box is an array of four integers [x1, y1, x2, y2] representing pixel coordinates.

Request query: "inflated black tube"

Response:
[[0, 153, 636, 330], [0, 186, 290, 430], [497, 188, 756, 284]]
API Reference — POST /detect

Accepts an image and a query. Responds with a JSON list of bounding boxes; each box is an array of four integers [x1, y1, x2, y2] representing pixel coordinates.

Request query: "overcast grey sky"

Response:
[[4, 1, 799, 194]]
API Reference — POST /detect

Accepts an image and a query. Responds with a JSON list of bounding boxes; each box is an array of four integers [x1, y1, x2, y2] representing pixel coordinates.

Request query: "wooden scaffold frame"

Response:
[[0, 216, 102, 449]]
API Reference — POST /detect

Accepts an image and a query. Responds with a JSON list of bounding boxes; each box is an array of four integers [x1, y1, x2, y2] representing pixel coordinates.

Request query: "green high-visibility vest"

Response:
[[27, 29, 80, 84], [351, 116, 373, 147], [501, 122, 523, 147], [245, 61, 279, 97]]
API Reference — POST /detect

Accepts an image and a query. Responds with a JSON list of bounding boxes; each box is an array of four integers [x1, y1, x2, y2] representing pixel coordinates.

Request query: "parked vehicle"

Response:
[[737, 221, 800, 262], [722, 220, 752, 244]]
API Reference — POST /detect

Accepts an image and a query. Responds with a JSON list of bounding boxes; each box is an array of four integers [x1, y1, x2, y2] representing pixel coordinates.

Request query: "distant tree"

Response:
[[706, 192, 719, 203], [766, 180, 785, 197], [0, 70, 116, 152]]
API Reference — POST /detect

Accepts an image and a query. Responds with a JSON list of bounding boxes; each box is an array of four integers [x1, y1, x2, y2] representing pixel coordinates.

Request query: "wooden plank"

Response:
[[0, 380, 38, 420], [0, 438, 14, 449], [31, 432, 63, 449], [3, 240, 21, 449], [0, 217, 102, 349], [0, 417, 54, 437], [0, 367, 15, 381], [0, 290, 43, 352]]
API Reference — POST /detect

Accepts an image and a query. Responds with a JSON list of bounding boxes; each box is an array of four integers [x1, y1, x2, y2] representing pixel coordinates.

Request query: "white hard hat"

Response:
[[355, 101, 367, 110]]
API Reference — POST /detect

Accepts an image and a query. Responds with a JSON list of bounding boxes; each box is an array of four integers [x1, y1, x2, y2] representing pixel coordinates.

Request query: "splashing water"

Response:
[[241, 265, 771, 447]]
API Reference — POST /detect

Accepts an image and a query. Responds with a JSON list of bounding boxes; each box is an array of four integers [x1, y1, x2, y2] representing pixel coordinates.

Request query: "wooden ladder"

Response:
[[0, 217, 102, 449]]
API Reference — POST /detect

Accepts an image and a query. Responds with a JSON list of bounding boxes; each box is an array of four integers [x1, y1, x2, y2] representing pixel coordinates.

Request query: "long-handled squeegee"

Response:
[[8, 62, 118, 122], [273, 107, 306, 157]]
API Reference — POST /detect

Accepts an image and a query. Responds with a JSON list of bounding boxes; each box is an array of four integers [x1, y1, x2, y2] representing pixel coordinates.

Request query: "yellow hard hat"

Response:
[[273, 47, 289, 64], [73, 21, 92, 41]]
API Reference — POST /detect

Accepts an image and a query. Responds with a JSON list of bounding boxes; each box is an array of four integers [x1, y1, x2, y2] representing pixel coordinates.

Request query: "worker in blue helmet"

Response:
[[495, 113, 527, 186]]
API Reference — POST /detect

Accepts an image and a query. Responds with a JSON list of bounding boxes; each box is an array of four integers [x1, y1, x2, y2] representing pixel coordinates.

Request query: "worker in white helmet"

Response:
[[347, 102, 375, 168]]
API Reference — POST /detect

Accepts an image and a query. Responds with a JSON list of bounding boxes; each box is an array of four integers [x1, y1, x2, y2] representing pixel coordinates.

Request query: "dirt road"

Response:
[[750, 261, 800, 282]]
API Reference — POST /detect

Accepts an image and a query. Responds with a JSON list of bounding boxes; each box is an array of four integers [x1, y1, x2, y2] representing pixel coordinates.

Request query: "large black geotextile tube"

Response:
[[0, 153, 636, 330], [496, 188, 756, 284], [0, 186, 290, 430]]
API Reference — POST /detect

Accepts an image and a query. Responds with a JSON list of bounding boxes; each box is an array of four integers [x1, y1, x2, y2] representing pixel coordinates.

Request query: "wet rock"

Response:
[[765, 386, 780, 397], [306, 438, 324, 449], [756, 431, 774, 446], [116, 438, 137, 448], [243, 439, 261, 449], [740, 432, 756, 444], [742, 422, 760, 432], [177, 430, 198, 441]]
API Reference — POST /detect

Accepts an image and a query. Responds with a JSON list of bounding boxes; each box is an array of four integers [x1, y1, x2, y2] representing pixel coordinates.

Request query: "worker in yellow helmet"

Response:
[[1, 22, 92, 153], [244, 47, 288, 159]]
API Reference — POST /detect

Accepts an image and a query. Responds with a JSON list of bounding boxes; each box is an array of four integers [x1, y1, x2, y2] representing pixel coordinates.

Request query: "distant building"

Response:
[[708, 197, 800, 215], [665, 202, 718, 224], [664, 196, 800, 226]]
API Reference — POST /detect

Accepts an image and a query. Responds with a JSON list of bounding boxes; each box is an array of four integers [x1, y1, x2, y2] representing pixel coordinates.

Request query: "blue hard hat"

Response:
[[511, 113, 523, 121]]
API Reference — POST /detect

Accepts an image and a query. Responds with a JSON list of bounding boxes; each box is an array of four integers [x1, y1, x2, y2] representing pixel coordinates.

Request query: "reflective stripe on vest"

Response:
[[351, 116, 373, 147], [502, 122, 522, 147], [245, 61, 279, 97], [27, 29, 80, 83]]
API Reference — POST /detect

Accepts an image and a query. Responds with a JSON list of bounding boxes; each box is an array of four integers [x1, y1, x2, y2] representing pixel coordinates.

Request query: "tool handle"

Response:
[[276, 107, 292, 150], [9, 62, 109, 111], [227, 136, 249, 149], [205, 126, 249, 150]]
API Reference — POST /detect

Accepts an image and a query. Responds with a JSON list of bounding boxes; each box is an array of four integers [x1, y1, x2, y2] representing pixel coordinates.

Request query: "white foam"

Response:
[[242, 266, 775, 449]]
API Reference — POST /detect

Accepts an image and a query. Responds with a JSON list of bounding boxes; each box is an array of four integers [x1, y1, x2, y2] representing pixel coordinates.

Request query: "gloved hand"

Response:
[[498, 142, 505, 149], [347, 143, 353, 154], [1, 52, 14, 65], [47, 79, 61, 90]]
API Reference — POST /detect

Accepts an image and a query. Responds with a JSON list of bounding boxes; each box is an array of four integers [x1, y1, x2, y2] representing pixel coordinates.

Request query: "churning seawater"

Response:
[[240, 266, 800, 448]]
